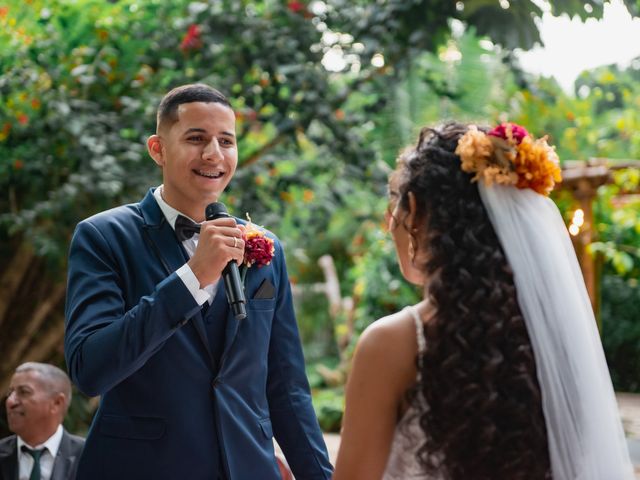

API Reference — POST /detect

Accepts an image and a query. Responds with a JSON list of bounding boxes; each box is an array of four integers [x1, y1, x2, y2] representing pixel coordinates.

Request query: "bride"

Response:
[[332, 122, 634, 479]]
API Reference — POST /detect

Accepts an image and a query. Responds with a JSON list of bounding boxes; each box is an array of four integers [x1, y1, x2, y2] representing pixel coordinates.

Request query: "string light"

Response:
[[568, 208, 584, 236]]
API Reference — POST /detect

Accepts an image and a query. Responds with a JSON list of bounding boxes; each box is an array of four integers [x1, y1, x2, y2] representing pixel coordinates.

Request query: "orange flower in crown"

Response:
[[455, 122, 562, 196]]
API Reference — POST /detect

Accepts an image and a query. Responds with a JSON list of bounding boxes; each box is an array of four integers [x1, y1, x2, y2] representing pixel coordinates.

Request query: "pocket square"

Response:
[[253, 279, 276, 299]]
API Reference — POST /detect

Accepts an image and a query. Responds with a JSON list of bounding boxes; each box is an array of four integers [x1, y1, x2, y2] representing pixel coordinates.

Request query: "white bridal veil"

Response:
[[478, 183, 634, 479]]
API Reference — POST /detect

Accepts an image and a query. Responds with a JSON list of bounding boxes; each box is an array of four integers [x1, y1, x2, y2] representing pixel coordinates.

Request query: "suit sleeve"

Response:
[[64, 220, 201, 397], [266, 240, 333, 479]]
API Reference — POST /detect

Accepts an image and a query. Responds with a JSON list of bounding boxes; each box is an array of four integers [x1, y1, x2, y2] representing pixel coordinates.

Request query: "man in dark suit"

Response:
[[0, 362, 84, 480], [64, 83, 332, 479]]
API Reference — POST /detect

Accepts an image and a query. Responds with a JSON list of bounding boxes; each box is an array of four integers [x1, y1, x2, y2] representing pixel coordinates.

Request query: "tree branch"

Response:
[[4, 283, 66, 369], [20, 315, 66, 363], [240, 132, 288, 168], [0, 242, 35, 328], [0, 313, 66, 393]]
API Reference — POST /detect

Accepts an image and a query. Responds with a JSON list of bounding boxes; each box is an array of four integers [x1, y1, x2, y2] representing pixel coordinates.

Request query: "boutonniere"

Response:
[[240, 214, 275, 284]]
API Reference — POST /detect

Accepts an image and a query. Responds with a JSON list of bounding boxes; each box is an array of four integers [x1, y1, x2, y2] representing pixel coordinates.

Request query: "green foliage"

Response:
[[503, 58, 640, 163], [0, 0, 186, 266], [333, 12, 640, 402], [325, 0, 456, 69], [0, 0, 385, 271], [458, 0, 623, 51], [345, 227, 421, 337], [590, 169, 640, 278], [601, 275, 640, 392], [311, 386, 344, 433], [504, 56, 640, 395], [63, 386, 95, 436], [0, 0, 622, 275], [462, 0, 544, 51], [574, 63, 640, 159], [350, 27, 518, 174]]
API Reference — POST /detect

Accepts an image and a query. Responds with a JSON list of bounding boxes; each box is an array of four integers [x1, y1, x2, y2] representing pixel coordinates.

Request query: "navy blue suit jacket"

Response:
[[64, 189, 332, 479]]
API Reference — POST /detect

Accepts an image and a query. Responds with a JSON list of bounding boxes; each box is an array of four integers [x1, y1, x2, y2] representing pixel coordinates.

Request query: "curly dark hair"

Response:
[[392, 122, 551, 479]]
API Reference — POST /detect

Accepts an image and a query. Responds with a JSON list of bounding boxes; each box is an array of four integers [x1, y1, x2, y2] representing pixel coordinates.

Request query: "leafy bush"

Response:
[[601, 275, 640, 393], [312, 386, 345, 433]]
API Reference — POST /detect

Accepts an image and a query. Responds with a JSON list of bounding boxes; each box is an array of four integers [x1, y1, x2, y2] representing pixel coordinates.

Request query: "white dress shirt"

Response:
[[153, 185, 217, 305], [17, 424, 63, 480]]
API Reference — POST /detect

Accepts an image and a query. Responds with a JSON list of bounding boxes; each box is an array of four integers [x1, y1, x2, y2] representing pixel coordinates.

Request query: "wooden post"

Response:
[[560, 162, 610, 320]]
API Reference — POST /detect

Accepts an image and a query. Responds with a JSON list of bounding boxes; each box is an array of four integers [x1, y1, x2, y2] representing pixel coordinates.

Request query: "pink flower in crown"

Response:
[[488, 122, 529, 144]]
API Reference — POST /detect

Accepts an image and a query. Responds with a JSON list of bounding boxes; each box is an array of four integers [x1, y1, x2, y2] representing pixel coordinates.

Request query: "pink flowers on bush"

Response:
[[180, 24, 202, 52]]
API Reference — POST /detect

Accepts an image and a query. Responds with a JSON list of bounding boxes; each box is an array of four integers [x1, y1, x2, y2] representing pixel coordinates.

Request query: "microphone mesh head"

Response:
[[205, 202, 229, 220]]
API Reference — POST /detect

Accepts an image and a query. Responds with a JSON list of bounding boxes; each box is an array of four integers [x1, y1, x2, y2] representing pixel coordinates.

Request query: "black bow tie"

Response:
[[175, 214, 201, 242]]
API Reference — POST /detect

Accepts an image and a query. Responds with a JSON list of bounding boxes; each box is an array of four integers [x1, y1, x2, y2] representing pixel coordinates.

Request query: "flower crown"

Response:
[[454, 122, 562, 196]]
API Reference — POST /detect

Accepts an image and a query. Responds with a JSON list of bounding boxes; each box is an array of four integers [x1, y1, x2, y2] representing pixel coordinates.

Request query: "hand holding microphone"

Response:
[[205, 202, 247, 320], [186, 203, 246, 319]]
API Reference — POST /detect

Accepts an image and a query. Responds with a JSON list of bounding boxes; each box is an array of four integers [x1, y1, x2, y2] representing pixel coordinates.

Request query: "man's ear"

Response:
[[147, 135, 164, 167], [50, 392, 66, 415]]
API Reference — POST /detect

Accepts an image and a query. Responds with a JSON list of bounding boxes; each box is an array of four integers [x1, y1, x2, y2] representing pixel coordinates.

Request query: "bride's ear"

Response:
[[407, 191, 418, 232]]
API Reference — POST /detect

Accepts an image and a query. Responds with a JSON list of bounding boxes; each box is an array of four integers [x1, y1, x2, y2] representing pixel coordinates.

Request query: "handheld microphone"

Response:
[[205, 202, 247, 320]]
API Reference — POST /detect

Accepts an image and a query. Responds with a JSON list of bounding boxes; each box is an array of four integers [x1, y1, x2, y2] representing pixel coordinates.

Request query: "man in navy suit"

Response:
[[1, 362, 84, 480], [64, 84, 332, 479]]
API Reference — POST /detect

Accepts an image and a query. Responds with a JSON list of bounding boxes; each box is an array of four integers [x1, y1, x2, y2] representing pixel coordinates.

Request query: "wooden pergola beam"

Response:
[[559, 159, 640, 316]]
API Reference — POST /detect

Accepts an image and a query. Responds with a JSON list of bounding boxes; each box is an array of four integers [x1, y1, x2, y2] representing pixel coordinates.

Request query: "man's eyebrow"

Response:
[[182, 128, 235, 138], [183, 128, 206, 135]]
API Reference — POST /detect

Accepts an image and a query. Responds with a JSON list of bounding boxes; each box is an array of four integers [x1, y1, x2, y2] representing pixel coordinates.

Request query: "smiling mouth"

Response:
[[7, 411, 23, 418], [194, 169, 224, 179]]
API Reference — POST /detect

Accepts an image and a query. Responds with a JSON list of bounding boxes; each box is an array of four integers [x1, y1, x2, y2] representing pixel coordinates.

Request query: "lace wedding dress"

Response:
[[382, 306, 442, 480]]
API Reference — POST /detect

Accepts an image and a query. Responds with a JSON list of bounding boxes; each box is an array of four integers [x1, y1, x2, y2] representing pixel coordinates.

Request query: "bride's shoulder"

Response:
[[354, 306, 423, 375], [346, 310, 420, 405], [364, 308, 413, 338], [362, 303, 427, 343]]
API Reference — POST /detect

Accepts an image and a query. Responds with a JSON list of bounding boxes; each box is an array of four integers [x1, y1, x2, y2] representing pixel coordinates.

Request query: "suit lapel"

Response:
[[190, 309, 216, 371], [218, 218, 247, 366], [139, 189, 190, 280], [138, 189, 216, 370], [0, 436, 17, 480], [219, 275, 243, 366], [51, 431, 73, 480], [210, 279, 229, 320]]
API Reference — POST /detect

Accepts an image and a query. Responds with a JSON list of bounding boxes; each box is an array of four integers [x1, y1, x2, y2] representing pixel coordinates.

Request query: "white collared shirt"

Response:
[[17, 424, 63, 480], [153, 185, 217, 305]]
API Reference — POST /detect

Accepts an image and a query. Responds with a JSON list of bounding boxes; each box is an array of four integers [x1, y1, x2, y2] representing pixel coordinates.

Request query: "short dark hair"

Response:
[[156, 83, 231, 132]]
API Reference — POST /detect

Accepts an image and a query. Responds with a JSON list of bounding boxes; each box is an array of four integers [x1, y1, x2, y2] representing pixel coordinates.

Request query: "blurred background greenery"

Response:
[[1, 0, 639, 436]]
